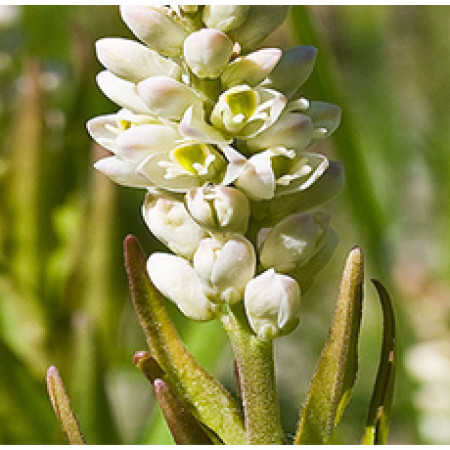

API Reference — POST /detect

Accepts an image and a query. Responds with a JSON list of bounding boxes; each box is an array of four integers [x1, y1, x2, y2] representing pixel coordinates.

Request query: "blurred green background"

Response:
[[0, 5, 448, 444]]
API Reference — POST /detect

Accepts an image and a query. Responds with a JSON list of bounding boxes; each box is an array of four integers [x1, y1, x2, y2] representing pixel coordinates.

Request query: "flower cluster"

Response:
[[88, 5, 343, 340]]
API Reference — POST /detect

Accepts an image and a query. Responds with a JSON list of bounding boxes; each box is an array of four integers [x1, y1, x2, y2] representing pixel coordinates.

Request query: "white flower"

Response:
[[251, 160, 345, 224], [137, 75, 203, 120], [210, 85, 286, 138], [183, 28, 233, 79], [142, 193, 207, 260], [221, 48, 282, 88], [193, 235, 256, 304], [245, 109, 313, 153], [95, 37, 182, 83], [137, 140, 228, 193], [202, 5, 250, 32], [244, 269, 300, 340], [147, 253, 219, 321], [186, 185, 250, 234], [120, 5, 188, 57], [234, 148, 329, 201], [261, 46, 317, 99], [259, 212, 330, 272]]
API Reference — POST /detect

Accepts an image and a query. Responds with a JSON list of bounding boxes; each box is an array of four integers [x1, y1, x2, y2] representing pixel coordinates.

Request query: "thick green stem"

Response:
[[221, 303, 283, 445]]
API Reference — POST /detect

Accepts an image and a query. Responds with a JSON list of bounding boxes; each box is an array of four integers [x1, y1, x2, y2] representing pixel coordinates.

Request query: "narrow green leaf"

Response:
[[123, 235, 246, 445], [295, 247, 364, 444], [153, 379, 215, 445], [133, 351, 214, 445], [46, 366, 86, 445], [362, 280, 396, 445]]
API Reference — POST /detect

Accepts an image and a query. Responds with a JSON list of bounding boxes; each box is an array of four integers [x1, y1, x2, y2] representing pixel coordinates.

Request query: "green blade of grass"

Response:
[[290, 6, 388, 274], [362, 280, 396, 445]]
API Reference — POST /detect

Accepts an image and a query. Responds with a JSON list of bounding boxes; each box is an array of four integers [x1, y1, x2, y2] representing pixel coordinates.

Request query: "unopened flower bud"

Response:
[[186, 185, 250, 234], [221, 48, 282, 88], [261, 46, 317, 98], [290, 228, 338, 293], [142, 193, 207, 260], [202, 5, 250, 32], [246, 111, 313, 152], [259, 212, 330, 272], [96, 70, 150, 114], [183, 29, 233, 79], [193, 236, 256, 304], [234, 151, 275, 201], [304, 101, 342, 139], [147, 253, 219, 321], [137, 76, 202, 120], [229, 6, 290, 53], [120, 5, 188, 57], [244, 269, 300, 340], [94, 156, 151, 188], [95, 38, 181, 83]]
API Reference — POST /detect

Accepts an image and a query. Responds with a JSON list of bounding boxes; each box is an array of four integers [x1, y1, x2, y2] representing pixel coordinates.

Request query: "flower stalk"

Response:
[[221, 303, 283, 445]]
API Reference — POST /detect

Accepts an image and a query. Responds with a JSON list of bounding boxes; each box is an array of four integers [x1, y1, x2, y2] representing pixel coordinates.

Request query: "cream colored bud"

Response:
[[244, 269, 300, 340], [221, 48, 282, 88], [183, 28, 233, 79], [202, 5, 250, 32], [142, 193, 207, 260], [95, 38, 181, 83], [137, 76, 202, 120], [193, 236, 256, 304], [120, 5, 188, 57], [304, 101, 342, 138], [186, 185, 250, 234], [147, 253, 219, 321], [259, 212, 330, 272]]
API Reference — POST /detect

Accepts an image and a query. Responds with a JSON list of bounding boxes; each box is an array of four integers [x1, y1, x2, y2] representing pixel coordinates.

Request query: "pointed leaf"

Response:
[[362, 280, 396, 445], [153, 379, 215, 445], [123, 235, 246, 445], [46, 366, 86, 445], [133, 351, 214, 445], [295, 247, 364, 444]]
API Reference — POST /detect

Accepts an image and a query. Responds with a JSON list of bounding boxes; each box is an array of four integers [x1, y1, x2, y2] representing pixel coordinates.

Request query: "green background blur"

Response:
[[0, 5, 449, 444]]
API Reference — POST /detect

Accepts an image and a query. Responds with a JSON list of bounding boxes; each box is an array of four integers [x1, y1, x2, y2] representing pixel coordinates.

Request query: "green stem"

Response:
[[221, 303, 283, 445]]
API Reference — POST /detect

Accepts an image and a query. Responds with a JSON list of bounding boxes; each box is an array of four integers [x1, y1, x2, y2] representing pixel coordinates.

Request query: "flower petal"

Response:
[[115, 123, 179, 163], [95, 37, 181, 83], [120, 5, 188, 57], [147, 253, 218, 321], [94, 156, 151, 188], [96, 70, 151, 114], [221, 48, 282, 88], [142, 193, 207, 260]]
